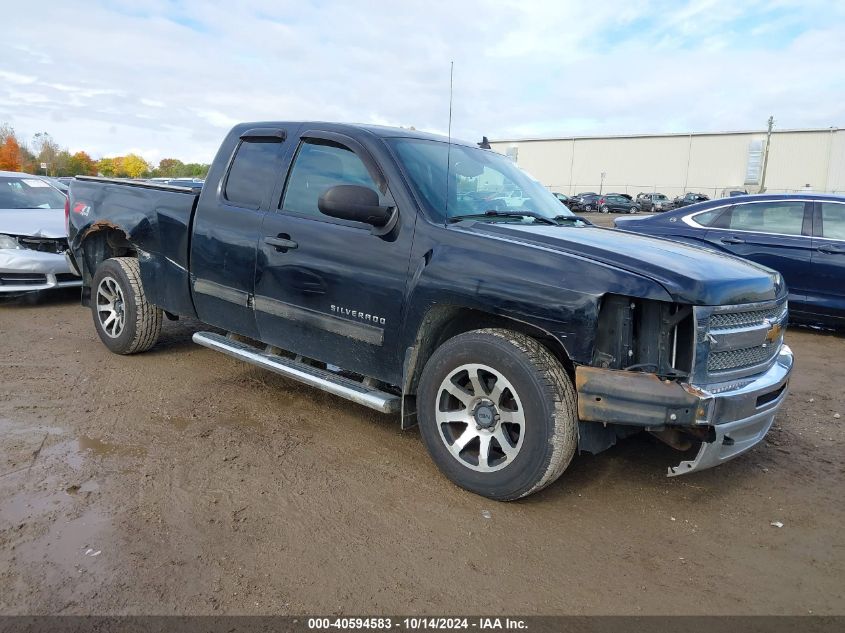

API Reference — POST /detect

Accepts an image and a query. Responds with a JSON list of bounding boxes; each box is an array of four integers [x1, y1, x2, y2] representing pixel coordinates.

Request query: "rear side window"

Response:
[[224, 140, 286, 209], [724, 201, 806, 235], [820, 202, 845, 240], [280, 140, 378, 218]]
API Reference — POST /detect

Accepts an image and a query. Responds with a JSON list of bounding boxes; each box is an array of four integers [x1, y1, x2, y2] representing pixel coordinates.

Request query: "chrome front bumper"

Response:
[[668, 344, 793, 476], [0, 248, 81, 293]]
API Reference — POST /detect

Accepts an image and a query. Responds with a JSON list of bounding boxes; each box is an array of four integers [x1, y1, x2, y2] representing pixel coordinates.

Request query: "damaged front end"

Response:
[[576, 294, 793, 476], [0, 234, 81, 294]]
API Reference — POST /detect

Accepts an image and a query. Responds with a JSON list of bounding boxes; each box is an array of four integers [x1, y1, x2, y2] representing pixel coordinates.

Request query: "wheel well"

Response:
[[404, 305, 575, 397], [79, 226, 136, 304]]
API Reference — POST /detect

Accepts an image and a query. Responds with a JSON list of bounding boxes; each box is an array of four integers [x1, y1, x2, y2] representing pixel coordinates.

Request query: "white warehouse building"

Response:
[[490, 127, 845, 199]]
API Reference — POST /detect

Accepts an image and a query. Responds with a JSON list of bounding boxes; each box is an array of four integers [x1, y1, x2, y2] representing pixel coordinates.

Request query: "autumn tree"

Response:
[[0, 136, 22, 171], [0, 123, 36, 173], [95, 157, 113, 176], [120, 154, 150, 178]]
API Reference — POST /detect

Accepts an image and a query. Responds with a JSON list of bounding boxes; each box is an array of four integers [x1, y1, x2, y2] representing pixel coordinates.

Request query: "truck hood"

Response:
[[465, 223, 783, 306], [0, 208, 67, 239]]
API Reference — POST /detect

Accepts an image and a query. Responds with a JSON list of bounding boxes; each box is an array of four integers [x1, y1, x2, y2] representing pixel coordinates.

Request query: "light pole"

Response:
[[759, 115, 774, 193], [599, 171, 606, 195]]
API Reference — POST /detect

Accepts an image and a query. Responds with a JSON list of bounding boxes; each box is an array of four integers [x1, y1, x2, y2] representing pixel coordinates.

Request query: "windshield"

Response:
[[0, 176, 66, 209], [389, 138, 571, 223]]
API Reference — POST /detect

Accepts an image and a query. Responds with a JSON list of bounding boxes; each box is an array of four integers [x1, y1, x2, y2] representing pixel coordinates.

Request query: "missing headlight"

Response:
[[593, 295, 693, 377]]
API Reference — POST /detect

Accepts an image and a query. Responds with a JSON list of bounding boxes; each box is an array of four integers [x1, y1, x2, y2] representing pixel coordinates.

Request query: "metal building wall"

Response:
[[491, 128, 844, 198]]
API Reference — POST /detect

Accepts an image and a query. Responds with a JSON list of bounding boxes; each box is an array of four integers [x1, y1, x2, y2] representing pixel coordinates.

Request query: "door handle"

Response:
[[720, 236, 745, 245], [817, 244, 845, 254], [265, 234, 298, 252]]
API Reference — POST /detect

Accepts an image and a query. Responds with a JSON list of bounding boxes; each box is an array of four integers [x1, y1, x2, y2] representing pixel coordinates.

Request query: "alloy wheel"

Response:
[[435, 363, 525, 472]]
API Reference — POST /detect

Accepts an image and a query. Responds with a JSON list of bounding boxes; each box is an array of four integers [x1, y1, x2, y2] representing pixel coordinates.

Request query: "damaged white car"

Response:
[[0, 171, 81, 295]]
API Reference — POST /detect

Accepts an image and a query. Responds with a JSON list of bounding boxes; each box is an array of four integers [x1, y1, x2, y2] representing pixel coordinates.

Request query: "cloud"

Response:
[[0, 0, 842, 165]]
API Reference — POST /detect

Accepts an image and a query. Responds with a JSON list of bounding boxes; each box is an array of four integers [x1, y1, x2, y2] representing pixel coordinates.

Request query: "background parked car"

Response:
[[673, 192, 710, 207], [0, 171, 81, 296], [568, 193, 601, 212], [597, 193, 640, 214], [636, 192, 673, 212], [39, 176, 69, 195], [614, 193, 845, 328], [157, 178, 205, 189], [553, 192, 572, 208], [721, 187, 749, 198]]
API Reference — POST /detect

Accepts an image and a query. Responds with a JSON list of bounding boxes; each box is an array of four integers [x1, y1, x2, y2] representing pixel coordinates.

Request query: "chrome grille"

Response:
[[709, 305, 786, 330], [694, 298, 788, 383], [708, 344, 778, 372]]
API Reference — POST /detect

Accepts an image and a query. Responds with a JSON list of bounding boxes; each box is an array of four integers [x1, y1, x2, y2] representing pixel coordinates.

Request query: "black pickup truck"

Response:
[[66, 122, 793, 500]]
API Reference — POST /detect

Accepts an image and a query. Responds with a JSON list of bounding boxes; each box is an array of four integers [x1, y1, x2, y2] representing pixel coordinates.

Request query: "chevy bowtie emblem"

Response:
[[764, 319, 782, 344]]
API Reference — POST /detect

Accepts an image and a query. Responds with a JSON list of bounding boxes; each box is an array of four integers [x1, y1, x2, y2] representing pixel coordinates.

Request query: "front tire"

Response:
[[91, 257, 162, 354], [417, 329, 578, 501], [600, 205, 610, 213]]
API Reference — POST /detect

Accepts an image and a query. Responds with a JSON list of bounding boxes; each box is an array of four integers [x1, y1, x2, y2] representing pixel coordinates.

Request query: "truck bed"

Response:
[[68, 176, 201, 317]]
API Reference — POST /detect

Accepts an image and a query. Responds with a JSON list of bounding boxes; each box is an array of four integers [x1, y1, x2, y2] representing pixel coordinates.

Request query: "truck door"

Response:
[[253, 131, 415, 384], [190, 129, 290, 338], [810, 201, 845, 324]]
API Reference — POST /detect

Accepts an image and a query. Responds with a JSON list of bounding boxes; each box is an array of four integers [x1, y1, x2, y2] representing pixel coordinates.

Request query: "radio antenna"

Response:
[[445, 61, 454, 223]]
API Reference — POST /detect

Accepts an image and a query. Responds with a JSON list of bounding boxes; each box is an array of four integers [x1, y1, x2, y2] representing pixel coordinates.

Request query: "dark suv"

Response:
[[569, 193, 601, 212], [674, 192, 710, 208], [637, 192, 673, 212], [598, 194, 640, 214]]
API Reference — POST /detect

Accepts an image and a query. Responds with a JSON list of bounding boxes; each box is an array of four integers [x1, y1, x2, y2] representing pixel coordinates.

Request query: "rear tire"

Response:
[[91, 257, 162, 354], [417, 329, 578, 501], [600, 205, 610, 213]]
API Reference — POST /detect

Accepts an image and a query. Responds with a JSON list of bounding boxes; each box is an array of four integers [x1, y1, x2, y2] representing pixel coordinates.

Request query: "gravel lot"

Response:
[[1, 281, 843, 615]]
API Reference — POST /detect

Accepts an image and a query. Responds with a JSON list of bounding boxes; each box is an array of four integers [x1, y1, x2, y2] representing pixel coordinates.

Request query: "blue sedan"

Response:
[[614, 193, 845, 328]]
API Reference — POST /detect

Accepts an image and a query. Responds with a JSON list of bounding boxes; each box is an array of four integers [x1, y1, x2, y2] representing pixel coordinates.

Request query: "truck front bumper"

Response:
[[0, 248, 82, 293], [576, 345, 794, 476]]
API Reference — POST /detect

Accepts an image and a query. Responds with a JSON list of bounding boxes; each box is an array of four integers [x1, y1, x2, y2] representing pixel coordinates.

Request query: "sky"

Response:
[[2, 0, 843, 165]]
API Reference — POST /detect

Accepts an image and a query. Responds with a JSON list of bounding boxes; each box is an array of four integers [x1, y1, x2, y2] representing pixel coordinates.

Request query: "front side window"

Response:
[[224, 140, 286, 209], [389, 138, 570, 222], [281, 140, 378, 218], [723, 201, 806, 235], [0, 177, 66, 210], [820, 202, 845, 240]]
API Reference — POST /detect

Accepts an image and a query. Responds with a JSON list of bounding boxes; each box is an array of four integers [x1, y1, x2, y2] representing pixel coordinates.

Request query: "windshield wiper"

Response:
[[448, 210, 558, 226], [554, 215, 593, 226]]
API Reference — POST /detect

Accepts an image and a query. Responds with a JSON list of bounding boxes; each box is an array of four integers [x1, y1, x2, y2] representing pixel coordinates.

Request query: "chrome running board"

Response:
[[192, 331, 400, 414]]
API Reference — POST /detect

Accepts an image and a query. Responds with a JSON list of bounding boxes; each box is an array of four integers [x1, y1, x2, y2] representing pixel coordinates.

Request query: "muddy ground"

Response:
[[0, 289, 843, 616]]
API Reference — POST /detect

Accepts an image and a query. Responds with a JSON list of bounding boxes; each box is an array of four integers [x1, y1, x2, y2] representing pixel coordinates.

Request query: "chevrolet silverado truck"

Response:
[[66, 122, 793, 500]]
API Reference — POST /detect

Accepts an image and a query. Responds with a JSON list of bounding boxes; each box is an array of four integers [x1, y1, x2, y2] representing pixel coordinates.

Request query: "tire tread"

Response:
[[100, 257, 162, 354]]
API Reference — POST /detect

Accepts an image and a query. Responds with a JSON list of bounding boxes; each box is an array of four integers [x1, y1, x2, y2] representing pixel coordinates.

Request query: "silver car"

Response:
[[0, 171, 81, 295]]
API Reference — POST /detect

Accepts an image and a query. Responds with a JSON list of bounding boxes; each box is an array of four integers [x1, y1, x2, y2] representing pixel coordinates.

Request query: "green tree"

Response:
[[67, 151, 97, 176], [156, 158, 185, 177]]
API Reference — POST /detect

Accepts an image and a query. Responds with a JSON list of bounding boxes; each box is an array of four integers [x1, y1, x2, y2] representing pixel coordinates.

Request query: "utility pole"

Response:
[[759, 115, 774, 193]]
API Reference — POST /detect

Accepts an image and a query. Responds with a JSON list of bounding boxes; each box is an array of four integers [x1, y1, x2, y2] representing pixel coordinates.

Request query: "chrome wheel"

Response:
[[96, 276, 126, 338], [600, 205, 610, 213], [435, 363, 525, 472]]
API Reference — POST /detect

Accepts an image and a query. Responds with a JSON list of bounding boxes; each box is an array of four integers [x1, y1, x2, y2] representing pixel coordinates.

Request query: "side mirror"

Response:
[[318, 185, 393, 227]]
